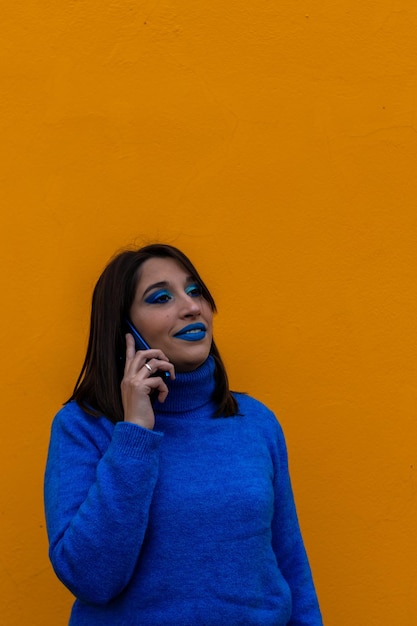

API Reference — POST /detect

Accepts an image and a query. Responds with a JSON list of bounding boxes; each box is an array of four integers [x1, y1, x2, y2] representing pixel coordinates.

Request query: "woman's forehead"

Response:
[[136, 257, 192, 288]]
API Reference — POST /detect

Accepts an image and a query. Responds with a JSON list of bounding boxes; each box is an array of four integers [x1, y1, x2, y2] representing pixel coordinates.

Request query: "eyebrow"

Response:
[[142, 281, 169, 297], [142, 275, 195, 298]]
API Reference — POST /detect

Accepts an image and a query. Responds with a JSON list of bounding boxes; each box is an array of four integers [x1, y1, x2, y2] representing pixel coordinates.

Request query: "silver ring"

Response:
[[144, 363, 152, 373]]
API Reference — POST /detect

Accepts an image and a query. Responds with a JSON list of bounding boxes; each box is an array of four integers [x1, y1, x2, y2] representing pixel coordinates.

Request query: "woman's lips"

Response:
[[173, 323, 207, 341]]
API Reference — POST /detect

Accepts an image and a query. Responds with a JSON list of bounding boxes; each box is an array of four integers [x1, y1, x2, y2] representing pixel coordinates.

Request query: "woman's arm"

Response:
[[44, 403, 163, 605], [271, 420, 323, 625]]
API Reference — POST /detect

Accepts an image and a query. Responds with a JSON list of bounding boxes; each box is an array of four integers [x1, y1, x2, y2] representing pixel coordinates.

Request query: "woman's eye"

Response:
[[145, 290, 172, 304], [185, 284, 202, 298]]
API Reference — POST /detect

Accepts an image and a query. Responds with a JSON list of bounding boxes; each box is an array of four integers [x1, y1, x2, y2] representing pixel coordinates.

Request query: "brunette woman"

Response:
[[44, 243, 322, 625]]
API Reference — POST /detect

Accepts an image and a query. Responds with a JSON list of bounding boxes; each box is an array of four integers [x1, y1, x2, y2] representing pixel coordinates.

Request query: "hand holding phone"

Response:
[[122, 319, 173, 426], [124, 318, 171, 382]]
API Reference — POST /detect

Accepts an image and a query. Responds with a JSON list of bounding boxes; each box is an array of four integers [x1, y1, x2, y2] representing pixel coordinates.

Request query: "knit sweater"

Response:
[[44, 357, 322, 625]]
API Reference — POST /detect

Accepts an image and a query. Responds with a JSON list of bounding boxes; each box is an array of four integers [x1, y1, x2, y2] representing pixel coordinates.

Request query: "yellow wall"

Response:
[[1, 2, 416, 624]]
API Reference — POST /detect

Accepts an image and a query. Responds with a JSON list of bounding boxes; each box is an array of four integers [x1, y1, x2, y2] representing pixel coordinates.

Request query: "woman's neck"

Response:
[[153, 356, 216, 416]]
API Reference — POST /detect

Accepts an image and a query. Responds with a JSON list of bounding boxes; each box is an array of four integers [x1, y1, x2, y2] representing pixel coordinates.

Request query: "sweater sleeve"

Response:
[[44, 403, 163, 605], [271, 419, 323, 626]]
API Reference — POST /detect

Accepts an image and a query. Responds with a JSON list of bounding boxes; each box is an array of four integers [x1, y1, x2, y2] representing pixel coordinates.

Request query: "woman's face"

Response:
[[129, 257, 213, 372]]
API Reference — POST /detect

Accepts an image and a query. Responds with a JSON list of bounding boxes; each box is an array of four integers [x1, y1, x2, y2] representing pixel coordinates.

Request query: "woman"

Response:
[[44, 243, 323, 625]]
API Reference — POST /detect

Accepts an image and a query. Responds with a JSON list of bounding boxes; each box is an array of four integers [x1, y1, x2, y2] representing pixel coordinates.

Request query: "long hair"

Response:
[[67, 244, 238, 422]]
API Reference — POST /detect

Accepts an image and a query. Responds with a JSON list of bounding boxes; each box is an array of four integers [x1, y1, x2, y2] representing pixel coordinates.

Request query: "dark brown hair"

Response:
[[67, 243, 238, 422]]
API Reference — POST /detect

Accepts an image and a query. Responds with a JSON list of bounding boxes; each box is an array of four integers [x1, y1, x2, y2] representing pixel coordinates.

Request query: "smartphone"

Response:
[[124, 318, 170, 382]]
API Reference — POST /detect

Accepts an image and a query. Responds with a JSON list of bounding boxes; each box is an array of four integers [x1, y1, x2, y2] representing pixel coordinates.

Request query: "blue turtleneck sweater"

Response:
[[44, 357, 322, 625]]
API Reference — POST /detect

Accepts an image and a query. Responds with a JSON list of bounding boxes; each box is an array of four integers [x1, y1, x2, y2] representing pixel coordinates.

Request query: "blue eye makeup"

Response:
[[144, 283, 202, 304], [144, 289, 173, 304], [185, 284, 202, 297]]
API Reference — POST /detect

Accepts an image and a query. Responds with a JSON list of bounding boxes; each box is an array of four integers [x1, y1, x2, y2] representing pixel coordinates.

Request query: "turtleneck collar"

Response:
[[153, 356, 216, 416]]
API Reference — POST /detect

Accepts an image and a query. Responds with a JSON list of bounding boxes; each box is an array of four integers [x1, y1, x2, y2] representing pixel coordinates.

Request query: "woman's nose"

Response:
[[181, 295, 201, 317]]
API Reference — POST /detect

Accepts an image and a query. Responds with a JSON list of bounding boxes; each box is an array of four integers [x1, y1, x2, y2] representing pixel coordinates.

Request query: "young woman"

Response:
[[44, 243, 323, 625]]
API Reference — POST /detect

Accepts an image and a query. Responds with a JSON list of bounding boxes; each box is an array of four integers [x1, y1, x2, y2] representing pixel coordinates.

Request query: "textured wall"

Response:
[[1, 2, 417, 624]]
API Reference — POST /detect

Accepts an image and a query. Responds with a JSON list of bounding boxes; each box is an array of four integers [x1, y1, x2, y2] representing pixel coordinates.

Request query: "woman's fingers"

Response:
[[124, 333, 137, 363], [135, 374, 170, 404], [124, 334, 175, 380], [138, 357, 175, 381], [121, 334, 175, 428]]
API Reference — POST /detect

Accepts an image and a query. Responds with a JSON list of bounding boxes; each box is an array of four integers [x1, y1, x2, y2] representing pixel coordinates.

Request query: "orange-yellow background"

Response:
[[1, 1, 416, 624]]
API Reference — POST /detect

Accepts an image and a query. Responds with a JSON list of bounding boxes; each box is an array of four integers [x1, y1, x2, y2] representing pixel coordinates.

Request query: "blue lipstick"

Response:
[[174, 323, 206, 342]]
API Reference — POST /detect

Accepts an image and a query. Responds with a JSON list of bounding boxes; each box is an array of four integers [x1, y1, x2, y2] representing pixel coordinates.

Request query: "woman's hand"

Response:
[[121, 334, 175, 429]]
